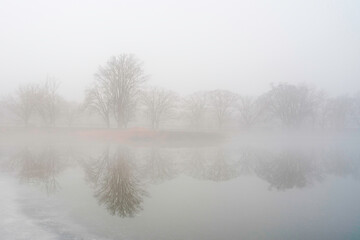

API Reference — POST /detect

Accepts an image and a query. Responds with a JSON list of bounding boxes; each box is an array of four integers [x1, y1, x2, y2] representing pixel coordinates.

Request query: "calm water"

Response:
[[1, 137, 360, 240]]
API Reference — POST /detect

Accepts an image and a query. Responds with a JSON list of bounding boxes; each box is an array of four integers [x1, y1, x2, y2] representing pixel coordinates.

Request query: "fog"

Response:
[[1, 0, 360, 101], [1, 1, 360, 240]]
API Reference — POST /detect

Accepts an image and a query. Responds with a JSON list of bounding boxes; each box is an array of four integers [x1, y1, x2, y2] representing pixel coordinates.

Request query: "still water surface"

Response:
[[0, 138, 360, 240]]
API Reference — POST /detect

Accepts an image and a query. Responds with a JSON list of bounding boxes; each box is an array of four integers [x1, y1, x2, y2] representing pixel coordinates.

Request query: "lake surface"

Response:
[[1, 136, 360, 240]]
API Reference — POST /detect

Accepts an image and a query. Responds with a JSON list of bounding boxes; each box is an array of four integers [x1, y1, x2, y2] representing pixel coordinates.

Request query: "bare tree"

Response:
[[61, 100, 80, 127], [9, 83, 40, 126], [37, 77, 62, 127], [309, 90, 327, 128], [209, 90, 238, 129], [266, 83, 321, 127], [0, 97, 10, 125], [182, 91, 208, 128], [323, 96, 352, 129], [352, 92, 360, 127], [141, 87, 177, 129], [94, 54, 147, 128], [237, 95, 267, 128], [85, 83, 112, 128]]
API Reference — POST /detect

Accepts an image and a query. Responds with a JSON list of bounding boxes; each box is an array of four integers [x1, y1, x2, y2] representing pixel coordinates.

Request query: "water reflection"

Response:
[[254, 150, 323, 190], [3, 143, 359, 218], [10, 146, 66, 194], [184, 148, 239, 181], [141, 148, 177, 184], [322, 148, 360, 178], [84, 146, 148, 217]]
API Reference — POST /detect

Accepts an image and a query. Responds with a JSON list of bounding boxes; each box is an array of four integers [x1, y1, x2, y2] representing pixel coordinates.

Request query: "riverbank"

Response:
[[0, 127, 226, 147]]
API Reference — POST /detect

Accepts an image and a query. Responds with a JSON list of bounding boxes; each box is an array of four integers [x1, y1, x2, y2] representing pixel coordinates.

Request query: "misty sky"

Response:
[[0, 0, 359, 101]]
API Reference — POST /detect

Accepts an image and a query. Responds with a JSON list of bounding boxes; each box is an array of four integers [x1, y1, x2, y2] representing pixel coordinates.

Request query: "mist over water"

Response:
[[1, 0, 360, 239], [0, 133, 360, 240]]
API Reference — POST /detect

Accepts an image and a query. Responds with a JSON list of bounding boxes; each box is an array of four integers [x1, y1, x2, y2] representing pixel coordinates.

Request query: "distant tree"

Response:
[[37, 77, 62, 127], [84, 83, 112, 128], [0, 98, 6, 124], [209, 90, 238, 129], [9, 83, 41, 126], [94, 54, 147, 128], [266, 83, 321, 127], [237, 95, 267, 128], [323, 96, 352, 129], [141, 87, 177, 129], [308, 91, 327, 128], [352, 93, 360, 127], [182, 91, 208, 128], [61, 100, 80, 127]]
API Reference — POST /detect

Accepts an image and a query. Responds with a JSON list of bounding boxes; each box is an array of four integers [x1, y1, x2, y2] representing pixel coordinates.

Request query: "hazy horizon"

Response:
[[1, 0, 360, 101]]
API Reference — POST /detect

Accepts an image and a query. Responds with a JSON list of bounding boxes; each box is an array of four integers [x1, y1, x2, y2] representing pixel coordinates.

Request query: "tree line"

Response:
[[1, 53, 360, 130]]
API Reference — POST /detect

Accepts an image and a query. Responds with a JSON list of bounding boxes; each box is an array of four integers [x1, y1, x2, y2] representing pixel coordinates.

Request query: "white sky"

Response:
[[0, 0, 359, 101]]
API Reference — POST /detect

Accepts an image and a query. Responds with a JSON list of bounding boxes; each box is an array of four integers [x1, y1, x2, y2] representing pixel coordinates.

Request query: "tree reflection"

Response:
[[12, 146, 65, 194], [142, 148, 177, 184], [6, 142, 359, 207], [204, 150, 238, 181], [183, 148, 208, 178], [236, 147, 264, 175], [322, 148, 359, 178], [184, 148, 238, 181], [84, 146, 147, 218], [254, 150, 323, 190]]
